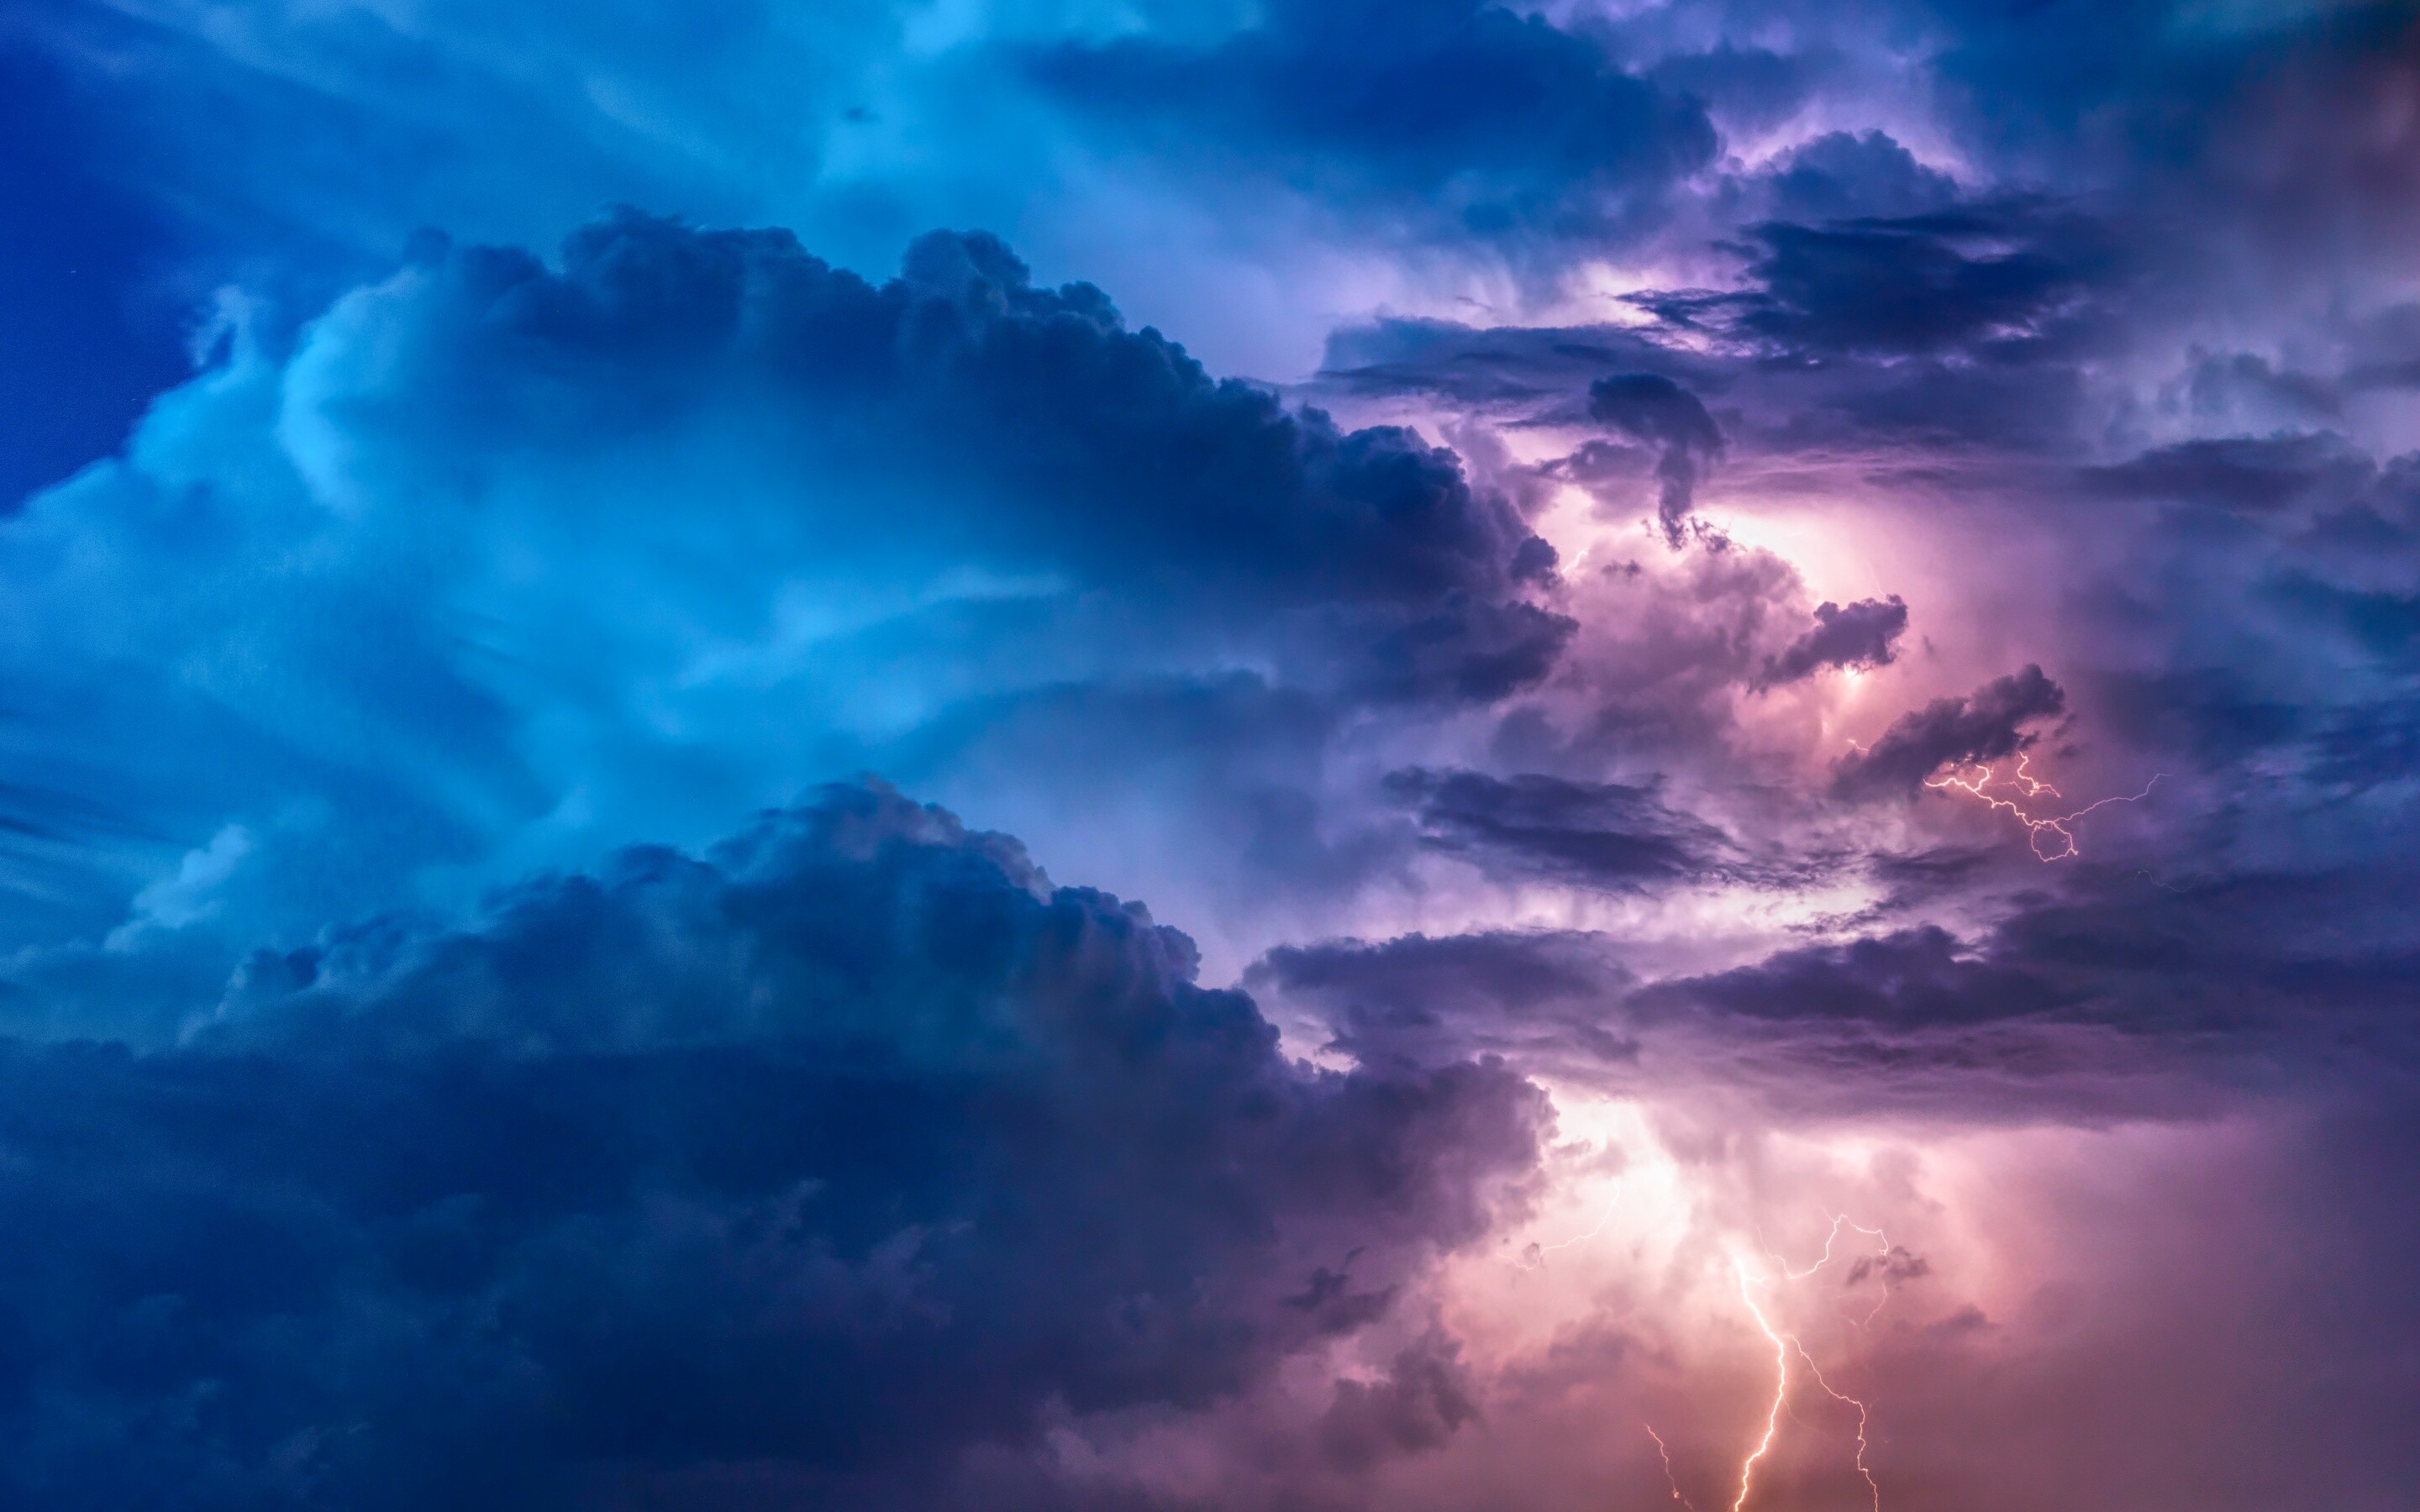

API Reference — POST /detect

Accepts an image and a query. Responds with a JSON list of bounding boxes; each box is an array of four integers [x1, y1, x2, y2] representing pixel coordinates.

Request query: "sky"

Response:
[[1, 0, 2417, 1507]]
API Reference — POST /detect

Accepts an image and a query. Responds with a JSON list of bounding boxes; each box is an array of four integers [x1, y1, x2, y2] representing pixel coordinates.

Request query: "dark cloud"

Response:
[[0, 782, 1543, 1508], [1383, 767, 1731, 893], [1028, 0, 1718, 249], [1637, 205, 2111, 360], [1760, 129, 1961, 224], [1753, 595, 1908, 690], [1249, 928, 1635, 1073], [1586, 372, 1724, 547], [2085, 433, 2375, 512], [1316, 1330, 1479, 1469], [1643, 43, 1817, 137], [1631, 925, 2068, 1029], [1832, 665, 2067, 801], [0, 208, 1591, 990], [395, 212, 1539, 613], [1346, 595, 1579, 704], [8, 5, 2420, 1504]]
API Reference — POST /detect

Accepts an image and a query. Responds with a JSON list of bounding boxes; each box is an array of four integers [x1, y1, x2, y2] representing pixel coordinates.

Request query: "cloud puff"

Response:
[[1758, 129, 1961, 224], [1753, 595, 1908, 690], [0, 780, 1542, 1508]]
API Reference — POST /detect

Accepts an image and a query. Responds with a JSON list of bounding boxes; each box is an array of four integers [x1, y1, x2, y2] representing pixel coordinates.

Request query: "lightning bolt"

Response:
[[1516, 1204, 1898, 1511], [1729, 1254, 1791, 1512], [1514, 1197, 1621, 1271], [1726, 1218, 1893, 1512], [1792, 1341, 1881, 1512], [1644, 1423, 1700, 1511], [1924, 752, 2164, 860], [1770, 1213, 1888, 1280]]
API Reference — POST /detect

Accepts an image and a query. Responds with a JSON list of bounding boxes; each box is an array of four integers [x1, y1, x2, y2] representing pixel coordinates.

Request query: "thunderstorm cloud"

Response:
[[4, 2, 2419, 1508]]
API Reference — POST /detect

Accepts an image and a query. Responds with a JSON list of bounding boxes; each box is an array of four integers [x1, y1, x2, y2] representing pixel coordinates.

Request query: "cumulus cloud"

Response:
[[1758, 129, 1961, 224], [0, 212, 1574, 1006], [0, 781, 1542, 1508]]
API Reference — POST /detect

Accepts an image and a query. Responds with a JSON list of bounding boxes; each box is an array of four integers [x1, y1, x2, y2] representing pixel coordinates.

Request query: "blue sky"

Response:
[[3, 2, 2418, 1507]]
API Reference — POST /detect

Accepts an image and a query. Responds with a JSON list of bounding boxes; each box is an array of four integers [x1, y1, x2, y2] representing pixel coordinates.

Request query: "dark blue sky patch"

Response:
[[0, 34, 197, 508]]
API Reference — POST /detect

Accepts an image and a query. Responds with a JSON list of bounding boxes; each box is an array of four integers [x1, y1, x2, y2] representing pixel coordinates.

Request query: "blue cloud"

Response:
[[0, 213, 1562, 1024], [1028, 0, 1718, 250], [0, 781, 1541, 1509]]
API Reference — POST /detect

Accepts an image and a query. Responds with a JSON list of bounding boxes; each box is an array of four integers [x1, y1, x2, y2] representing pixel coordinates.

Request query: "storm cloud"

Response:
[[1832, 666, 2069, 801], [0, 782, 1541, 1509]]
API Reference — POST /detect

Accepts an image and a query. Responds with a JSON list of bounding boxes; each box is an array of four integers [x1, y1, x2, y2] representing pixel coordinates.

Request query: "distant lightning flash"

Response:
[[1513, 1196, 1621, 1271], [1924, 753, 2163, 860]]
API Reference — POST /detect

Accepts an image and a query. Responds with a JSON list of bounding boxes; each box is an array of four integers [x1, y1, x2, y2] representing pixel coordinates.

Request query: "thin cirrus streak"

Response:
[[1925, 753, 2165, 860]]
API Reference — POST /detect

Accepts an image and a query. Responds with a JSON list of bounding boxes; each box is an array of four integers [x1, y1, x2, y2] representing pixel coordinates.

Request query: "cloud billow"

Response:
[[0, 781, 1541, 1509], [8, 5, 2420, 1504], [365, 213, 1542, 612], [0, 211, 1571, 986]]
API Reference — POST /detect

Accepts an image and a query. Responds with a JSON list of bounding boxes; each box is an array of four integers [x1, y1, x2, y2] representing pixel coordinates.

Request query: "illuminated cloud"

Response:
[[1753, 596, 1909, 691]]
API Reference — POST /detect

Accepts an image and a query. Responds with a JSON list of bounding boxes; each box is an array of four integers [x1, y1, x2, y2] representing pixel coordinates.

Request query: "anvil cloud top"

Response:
[[3, 1, 2417, 1507]]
